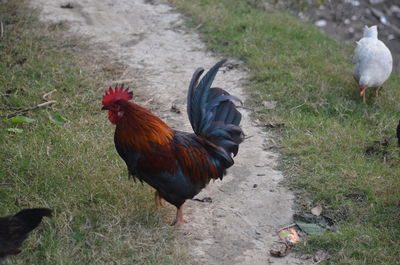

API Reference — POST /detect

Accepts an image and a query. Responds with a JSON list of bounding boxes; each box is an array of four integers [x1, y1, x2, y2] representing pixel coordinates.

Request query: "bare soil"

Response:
[[31, 0, 306, 264]]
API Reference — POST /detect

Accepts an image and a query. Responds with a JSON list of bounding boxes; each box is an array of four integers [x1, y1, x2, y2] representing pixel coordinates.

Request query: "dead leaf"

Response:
[[278, 228, 301, 244], [192, 197, 212, 203], [269, 242, 292, 257], [264, 122, 285, 128], [313, 250, 331, 263], [311, 205, 322, 216], [262, 100, 278, 109], [293, 213, 333, 235], [60, 3, 74, 8], [224, 62, 239, 70], [170, 104, 181, 114]]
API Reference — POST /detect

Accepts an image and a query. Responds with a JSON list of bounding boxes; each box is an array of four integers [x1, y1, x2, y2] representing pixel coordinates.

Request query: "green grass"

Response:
[[170, 0, 400, 264], [0, 1, 186, 264]]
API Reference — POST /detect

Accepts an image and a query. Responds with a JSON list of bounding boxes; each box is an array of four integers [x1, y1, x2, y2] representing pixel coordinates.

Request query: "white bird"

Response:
[[353, 25, 393, 102]]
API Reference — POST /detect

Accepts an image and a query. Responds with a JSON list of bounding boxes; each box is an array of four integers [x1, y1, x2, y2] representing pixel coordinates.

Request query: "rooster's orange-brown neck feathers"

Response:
[[115, 101, 174, 152]]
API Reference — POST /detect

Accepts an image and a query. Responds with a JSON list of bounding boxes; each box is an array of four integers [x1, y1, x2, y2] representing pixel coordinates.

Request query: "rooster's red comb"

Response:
[[102, 84, 133, 106]]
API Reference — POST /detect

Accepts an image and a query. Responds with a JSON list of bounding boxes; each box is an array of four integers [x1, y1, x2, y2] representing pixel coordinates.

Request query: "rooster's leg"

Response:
[[154, 190, 163, 208], [172, 205, 187, 227], [363, 92, 366, 104]]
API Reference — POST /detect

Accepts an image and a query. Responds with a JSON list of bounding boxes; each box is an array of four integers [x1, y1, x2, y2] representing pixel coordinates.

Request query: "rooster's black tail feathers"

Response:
[[187, 59, 244, 161]]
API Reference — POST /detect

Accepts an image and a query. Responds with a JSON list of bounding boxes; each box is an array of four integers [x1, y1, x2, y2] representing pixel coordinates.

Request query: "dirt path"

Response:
[[32, 0, 304, 264]]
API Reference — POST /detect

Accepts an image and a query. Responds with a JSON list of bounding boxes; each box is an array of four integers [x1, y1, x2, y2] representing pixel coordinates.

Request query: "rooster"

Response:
[[353, 25, 392, 103], [102, 59, 244, 226], [0, 208, 52, 264]]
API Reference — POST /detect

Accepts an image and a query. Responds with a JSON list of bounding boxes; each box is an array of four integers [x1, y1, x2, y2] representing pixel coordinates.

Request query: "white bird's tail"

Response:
[[363, 25, 378, 39]]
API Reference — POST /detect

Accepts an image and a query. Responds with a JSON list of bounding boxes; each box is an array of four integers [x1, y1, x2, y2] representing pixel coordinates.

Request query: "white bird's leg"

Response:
[[376, 86, 382, 98]]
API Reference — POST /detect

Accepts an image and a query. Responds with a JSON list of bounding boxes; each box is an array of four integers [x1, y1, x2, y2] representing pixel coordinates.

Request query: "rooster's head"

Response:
[[102, 84, 133, 124]]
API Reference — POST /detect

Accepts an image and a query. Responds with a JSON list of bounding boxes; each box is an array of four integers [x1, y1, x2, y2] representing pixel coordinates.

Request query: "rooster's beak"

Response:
[[360, 90, 365, 97], [101, 106, 109, 110]]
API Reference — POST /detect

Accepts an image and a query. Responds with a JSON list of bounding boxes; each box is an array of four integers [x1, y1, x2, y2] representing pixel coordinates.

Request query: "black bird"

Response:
[[0, 208, 52, 264]]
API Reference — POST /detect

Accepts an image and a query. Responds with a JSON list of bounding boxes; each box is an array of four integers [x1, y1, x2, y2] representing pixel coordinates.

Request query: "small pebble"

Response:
[[350, 0, 360, 7], [315, 19, 327, 27], [390, 5, 400, 14], [369, 0, 385, 4]]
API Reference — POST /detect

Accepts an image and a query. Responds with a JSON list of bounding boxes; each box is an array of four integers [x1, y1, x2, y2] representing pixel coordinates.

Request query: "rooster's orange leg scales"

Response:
[[171, 205, 187, 227], [154, 190, 163, 208]]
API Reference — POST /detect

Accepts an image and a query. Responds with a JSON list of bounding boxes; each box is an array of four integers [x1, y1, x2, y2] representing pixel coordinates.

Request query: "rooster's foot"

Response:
[[171, 205, 187, 226]]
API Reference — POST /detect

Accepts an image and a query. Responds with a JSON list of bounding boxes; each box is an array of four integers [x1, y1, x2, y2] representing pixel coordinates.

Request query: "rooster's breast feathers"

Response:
[[115, 129, 227, 207]]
